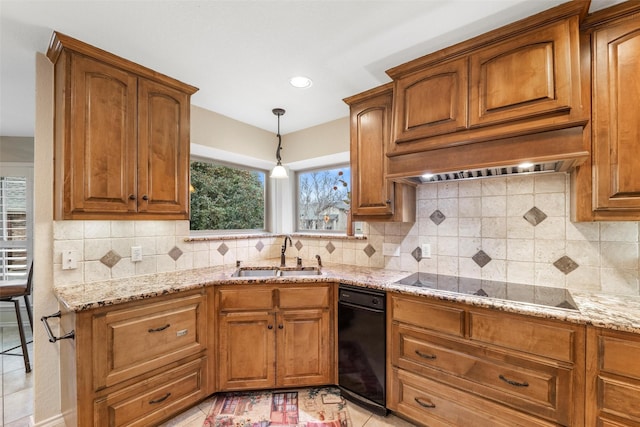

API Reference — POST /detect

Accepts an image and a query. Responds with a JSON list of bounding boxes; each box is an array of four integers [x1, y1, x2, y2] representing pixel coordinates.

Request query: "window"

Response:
[[0, 172, 31, 280], [297, 165, 350, 232], [189, 160, 266, 232]]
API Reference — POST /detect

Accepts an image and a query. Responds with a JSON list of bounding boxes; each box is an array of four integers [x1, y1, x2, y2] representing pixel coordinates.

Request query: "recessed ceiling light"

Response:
[[289, 76, 313, 88], [422, 173, 434, 180]]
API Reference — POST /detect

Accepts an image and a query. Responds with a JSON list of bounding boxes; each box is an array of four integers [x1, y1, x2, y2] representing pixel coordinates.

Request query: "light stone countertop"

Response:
[[53, 261, 640, 335]]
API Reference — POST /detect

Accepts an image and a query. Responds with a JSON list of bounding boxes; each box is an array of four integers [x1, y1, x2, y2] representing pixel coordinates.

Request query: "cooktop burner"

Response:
[[395, 272, 578, 310]]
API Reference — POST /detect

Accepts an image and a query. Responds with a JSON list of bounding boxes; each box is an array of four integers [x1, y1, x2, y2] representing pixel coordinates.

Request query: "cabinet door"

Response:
[[349, 87, 394, 216], [592, 18, 640, 212], [68, 54, 137, 215], [586, 328, 640, 427], [218, 311, 275, 390], [392, 57, 468, 145], [276, 309, 332, 387], [137, 78, 190, 217], [469, 18, 576, 127]]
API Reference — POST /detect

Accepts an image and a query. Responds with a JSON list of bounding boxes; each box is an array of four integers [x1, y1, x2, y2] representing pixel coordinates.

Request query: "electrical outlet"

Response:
[[421, 243, 432, 259], [62, 250, 78, 270], [131, 246, 143, 262]]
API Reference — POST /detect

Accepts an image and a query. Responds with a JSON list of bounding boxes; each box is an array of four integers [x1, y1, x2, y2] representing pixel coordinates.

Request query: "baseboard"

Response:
[[33, 413, 67, 427]]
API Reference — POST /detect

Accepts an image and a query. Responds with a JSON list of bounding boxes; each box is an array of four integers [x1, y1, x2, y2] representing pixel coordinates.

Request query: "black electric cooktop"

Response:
[[395, 272, 578, 310]]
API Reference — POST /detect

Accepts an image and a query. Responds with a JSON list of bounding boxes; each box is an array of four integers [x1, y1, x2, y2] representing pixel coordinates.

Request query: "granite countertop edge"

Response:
[[53, 262, 640, 335]]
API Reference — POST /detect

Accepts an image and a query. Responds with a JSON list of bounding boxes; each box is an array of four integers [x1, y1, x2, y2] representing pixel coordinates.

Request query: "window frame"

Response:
[[295, 163, 351, 234], [189, 155, 271, 235]]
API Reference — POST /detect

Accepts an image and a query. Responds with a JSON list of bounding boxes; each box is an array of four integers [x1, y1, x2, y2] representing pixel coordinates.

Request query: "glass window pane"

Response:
[[297, 166, 350, 232], [0, 176, 28, 279], [189, 161, 266, 231]]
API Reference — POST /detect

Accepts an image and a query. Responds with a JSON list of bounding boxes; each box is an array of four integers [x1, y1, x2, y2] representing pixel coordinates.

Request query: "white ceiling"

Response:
[[0, 0, 625, 138]]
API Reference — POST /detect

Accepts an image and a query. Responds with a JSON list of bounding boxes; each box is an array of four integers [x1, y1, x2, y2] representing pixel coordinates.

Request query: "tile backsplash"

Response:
[[53, 172, 640, 296], [377, 173, 640, 296]]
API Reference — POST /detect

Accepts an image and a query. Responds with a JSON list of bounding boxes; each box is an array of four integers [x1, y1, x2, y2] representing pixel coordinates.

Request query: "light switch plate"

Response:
[[131, 246, 143, 262]]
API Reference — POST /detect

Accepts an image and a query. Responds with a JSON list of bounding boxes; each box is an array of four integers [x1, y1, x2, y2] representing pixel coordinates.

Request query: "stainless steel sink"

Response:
[[278, 267, 322, 276], [231, 267, 278, 277], [231, 266, 322, 277]]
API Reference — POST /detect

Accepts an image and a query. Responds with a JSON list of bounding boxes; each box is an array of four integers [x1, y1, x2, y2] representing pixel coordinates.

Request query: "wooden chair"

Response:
[[0, 263, 33, 372]]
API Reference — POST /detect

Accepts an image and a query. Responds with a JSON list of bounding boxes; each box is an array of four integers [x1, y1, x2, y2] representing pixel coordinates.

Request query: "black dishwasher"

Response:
[[338, 284, 387, 415]]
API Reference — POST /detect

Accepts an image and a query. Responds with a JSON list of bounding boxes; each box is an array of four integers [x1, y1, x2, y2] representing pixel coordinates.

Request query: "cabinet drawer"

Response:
[[600, 334, 640, 380], [468, 310, 576, 362], [391, 295, 464, 337], [94, 357, 207, 427], [279, 286, 330, 309], [392, 323, 572, 424], [92, 292, 206, 389], [598, 376, 640, 424], [217, 286, 275, 312], [391, 368, 555, 427]]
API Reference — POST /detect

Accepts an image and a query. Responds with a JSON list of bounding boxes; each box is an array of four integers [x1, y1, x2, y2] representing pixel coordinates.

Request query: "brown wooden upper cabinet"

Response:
[[392, 58, 468, 145], [47, 32, 198, 220], [387, 2, 586, 158], [344, 84, 415, 222], [573, 3, 640, 221], [468, 18, 576, 127]]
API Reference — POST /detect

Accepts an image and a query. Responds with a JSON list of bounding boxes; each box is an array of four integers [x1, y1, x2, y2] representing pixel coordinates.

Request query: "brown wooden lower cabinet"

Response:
[[93, 356, 208, 427], [58, 281, 640, 427], [60, 289, 210, 427], [586, 327, 640, 427], [387, 293, 585, 426], [216, 283, 334, 391]]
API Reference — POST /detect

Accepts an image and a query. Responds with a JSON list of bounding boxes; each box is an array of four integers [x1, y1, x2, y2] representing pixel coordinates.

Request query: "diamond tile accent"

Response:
[[255, 240, 265, 252], [411, 247, 423, 262], [553, 255, 579, 275], [472, 250, 492, 268], [474, 288, 489, 297], [100, 250, 122, 268], [217, 243, 229, 256], [523, 206, 548, 226], [326, 242, 336, 254], [363, 244, 376, 258], [294, 240, 303, 251], [430, 209, 446, 225], [168, 246, 183, 261]]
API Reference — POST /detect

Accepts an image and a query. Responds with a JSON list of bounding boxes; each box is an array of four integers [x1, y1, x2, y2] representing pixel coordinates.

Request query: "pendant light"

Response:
[[270, 107, 288, 179]]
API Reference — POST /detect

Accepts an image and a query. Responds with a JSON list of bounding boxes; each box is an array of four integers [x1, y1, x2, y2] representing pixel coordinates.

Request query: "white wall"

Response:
[[190, 105, 275, 162], [33, 52, 64, 426], [0, 136, 34, 162]]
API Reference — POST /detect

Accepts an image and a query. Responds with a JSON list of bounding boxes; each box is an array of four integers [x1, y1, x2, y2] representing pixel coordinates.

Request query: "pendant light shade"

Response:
[[270, 108, 288, 179]]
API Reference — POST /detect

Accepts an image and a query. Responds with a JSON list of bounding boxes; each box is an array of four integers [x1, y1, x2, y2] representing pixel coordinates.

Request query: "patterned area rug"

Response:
[[203, 386, 351, 427]]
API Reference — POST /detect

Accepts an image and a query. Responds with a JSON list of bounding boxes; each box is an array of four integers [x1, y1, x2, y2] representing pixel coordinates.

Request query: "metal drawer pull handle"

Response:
[[415, 350, 437, 360], [149, 392, 171, 404], [41, 311, 75, 343], [499, 374, 529, 387], [414, 397, 436, 408], [148, 324, 171, 333]]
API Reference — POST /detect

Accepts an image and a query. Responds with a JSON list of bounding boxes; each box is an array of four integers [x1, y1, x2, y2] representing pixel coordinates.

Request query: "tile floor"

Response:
[[1, 326, 34, 427], [1, 328, 414, 427], [160, 393, 418, 427]]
